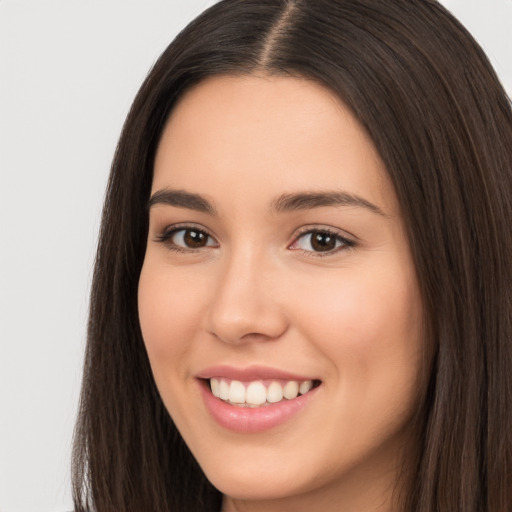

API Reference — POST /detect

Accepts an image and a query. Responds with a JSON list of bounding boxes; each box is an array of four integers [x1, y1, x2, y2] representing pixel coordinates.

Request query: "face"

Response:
[[138, 75, 423, 511]]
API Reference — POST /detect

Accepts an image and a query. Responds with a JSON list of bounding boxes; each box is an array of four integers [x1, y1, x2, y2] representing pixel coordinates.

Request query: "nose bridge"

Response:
[[206, 242, 287, 344]]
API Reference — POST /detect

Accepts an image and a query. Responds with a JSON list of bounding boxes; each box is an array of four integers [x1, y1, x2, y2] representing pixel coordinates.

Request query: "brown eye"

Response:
[[290, 229, 353, 255], [310, 232, 337, 252], [163, 228, 218, 250], [182, 229, 209, 248]]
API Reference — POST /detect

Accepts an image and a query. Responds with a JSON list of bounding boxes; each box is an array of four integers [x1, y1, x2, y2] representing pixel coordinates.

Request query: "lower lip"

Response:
[[198, 380, 320, 433]]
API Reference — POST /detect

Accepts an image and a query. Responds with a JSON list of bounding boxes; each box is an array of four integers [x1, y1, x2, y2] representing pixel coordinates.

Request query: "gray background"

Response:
[[1, 1, 510, 510]]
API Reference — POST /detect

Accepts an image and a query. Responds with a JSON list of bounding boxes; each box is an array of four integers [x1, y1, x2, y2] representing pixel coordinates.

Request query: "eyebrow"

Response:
[[271, 191, 387, 217], [148, 189, 217, 214], [148, 188, 387, 217]]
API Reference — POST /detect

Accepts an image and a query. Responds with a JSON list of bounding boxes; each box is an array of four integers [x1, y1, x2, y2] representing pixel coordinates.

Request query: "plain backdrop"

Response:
[[0, 1, 511, 511]]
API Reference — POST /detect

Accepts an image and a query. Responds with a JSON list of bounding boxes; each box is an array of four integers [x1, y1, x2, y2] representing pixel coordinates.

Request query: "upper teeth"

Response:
[[209, 378, 314, 407]]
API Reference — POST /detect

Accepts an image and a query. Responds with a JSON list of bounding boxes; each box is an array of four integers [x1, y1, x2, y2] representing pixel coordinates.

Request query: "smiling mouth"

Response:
[[207, 378, 322, 407]]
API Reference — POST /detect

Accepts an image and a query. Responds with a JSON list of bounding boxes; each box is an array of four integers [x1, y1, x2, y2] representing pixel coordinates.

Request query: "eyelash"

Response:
[[155, 224, 356, 257], [290, 227, 356, 257], [155, 224, 218, 254]]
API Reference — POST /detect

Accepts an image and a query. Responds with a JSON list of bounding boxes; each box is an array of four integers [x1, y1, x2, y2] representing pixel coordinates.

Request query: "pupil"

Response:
[[184, 230, 206, 248], [311, 232, 335, 252]]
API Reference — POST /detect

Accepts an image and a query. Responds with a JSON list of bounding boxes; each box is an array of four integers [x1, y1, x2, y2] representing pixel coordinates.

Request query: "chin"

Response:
[[201, 461, 309, 502]]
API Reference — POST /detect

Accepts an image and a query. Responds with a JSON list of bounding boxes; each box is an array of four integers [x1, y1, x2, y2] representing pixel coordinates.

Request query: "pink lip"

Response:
[[196, 366, 321, 433], [196, 364, 316, 382]]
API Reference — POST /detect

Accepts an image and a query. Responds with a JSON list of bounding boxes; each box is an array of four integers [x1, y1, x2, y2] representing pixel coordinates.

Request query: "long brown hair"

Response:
[[72, 1, 512, 510]]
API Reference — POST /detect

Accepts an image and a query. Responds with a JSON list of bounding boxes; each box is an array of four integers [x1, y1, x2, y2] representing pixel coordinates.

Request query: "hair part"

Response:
[[73, 1, 512, 510], [258, 0, 299, 66]]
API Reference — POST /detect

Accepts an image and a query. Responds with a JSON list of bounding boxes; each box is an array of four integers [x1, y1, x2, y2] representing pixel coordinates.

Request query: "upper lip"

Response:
[[196, 365, 318, 382]]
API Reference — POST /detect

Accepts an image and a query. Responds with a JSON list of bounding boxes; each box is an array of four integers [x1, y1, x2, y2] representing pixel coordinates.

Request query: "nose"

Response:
[[205, 248, 288, 345]]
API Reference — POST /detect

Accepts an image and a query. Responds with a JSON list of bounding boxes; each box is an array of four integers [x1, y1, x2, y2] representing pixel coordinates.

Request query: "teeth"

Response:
[[283, 381, 299, 399], [267, 381, 284, 403], [299, 380, 313, 395], [229, 380, 246, 403], [210, 378, 220, 397], [219, 378, 229, 400], [246, 381, 267, 405], [209, 378, 315, 406]]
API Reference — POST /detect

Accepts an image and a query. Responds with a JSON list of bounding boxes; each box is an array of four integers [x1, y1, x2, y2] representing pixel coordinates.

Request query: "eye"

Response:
[[289, 229, 354, 255], [156, 226, 218, 251]]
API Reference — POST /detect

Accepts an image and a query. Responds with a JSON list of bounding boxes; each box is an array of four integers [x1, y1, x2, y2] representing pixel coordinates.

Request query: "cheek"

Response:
[[291, 270, 423, 460], [137, 261, 204, 378], [290, 264, 423, 403], [294, 266, 420, 344]]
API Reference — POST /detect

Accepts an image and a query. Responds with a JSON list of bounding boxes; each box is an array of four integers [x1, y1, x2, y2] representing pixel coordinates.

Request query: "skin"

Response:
[[138, 75, 423, 512]]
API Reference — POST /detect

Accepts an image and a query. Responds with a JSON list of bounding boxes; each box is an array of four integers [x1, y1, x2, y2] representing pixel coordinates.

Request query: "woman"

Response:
[[72, 0, 512, 510]]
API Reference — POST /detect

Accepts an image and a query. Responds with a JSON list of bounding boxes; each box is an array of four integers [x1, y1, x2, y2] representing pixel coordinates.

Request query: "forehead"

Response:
[[153, 74, 396, 216]]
